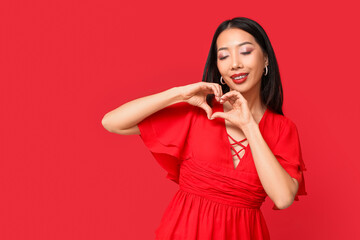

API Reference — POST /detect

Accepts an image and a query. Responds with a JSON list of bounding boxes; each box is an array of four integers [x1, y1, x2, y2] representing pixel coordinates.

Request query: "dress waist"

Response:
[[179, 160, 266, 209]]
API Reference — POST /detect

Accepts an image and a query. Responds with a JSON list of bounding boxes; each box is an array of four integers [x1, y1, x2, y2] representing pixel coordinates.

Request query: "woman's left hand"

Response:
[[210, 90, 256, 130]]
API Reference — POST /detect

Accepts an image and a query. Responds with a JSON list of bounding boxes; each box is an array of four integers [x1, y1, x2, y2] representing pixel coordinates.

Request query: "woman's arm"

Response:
[[242, 122, 299, 210], [211, 91, 299, 209], [101, 82, 223, 135], [101, 87, 184, 135]]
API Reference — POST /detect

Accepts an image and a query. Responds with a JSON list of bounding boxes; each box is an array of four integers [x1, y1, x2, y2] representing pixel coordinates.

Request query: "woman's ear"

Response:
[[264, 54, 269, 66]]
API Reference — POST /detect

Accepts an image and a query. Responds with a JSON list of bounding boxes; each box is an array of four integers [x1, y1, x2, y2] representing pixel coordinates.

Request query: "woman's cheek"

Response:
[[217, 63, 225, 74]]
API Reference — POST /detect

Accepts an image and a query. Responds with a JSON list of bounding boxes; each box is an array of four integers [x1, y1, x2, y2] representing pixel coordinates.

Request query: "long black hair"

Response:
[[202, 17, 284, 115]]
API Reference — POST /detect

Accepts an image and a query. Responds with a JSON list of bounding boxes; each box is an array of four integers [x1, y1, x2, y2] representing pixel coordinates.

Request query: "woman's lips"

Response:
[[231, 74, 248, 84]]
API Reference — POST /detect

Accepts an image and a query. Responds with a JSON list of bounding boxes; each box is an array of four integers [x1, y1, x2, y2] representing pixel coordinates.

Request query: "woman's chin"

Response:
[[229, 85, 247, 93]]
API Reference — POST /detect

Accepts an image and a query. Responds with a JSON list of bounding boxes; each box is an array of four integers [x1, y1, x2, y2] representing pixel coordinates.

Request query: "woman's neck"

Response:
[[244, 93, 266, 114]]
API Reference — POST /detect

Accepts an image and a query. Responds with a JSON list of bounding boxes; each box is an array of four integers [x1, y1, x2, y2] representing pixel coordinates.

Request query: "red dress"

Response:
[[138, 98, 307, 240]]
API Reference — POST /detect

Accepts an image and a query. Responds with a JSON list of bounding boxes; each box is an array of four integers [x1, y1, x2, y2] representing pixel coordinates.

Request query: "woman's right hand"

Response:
[[179, 82, 223, 119]]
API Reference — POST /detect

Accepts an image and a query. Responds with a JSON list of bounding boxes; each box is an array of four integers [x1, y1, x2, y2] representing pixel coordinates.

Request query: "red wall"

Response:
[[1, 0, 359, 239]]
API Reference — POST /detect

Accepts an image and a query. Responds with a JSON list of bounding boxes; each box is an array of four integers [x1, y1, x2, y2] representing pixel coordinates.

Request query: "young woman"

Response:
[[102, 17, 307, 240]]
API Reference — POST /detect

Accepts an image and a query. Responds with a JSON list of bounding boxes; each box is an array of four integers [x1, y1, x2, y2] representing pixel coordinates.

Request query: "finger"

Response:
[[230, 96, 244, 106], [219, 91, 234, 100], [213, 89, 221, 101], [211, 85, 219, 98], [210, 112, 228, 120], [221, 90, 237, 99], [228, 96, 237, 105], [209, 84, 221, 101], [202, 83, 218, 96], [200, 102, 213, 119], [219, 84, 223, 97], [228, 90, 246, 102], [214, 83, 223, 99], [229, 95, 239, 104], [220, 91, 245, 104], [219, 92, 236, 103], [200, 84, 212, 94], [219, 95, 235, 105]]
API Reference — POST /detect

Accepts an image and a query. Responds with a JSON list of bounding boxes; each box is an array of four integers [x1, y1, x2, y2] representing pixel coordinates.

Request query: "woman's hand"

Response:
[[179, 82, 223, 119], [210, 90, 255, 130]]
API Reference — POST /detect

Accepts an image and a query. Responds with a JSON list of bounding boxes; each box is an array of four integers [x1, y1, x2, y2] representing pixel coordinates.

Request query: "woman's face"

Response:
[[216, 28, 268, 94]]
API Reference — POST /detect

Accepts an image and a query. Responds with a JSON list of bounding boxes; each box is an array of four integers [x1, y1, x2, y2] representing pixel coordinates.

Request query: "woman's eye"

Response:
[[219, 56, 228, 60], [241, 51, 251, 55]]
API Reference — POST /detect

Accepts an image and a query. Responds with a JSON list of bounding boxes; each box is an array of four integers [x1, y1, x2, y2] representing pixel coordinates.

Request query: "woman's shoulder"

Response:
[[264, 109, 301, 150], [266, 109, 298, 132]]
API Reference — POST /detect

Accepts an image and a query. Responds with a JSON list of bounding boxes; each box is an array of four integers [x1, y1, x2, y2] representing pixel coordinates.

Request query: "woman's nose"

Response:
[[231, 54, 242, 69]]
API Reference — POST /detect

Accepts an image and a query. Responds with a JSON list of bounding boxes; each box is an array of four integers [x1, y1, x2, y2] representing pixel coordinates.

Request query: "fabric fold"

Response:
[[137, 99, 307, 238], [138, 102, 199, 183]]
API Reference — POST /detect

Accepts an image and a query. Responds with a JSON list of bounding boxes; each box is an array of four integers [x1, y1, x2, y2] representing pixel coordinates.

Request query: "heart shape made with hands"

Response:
[[208, 91, 255, 129]]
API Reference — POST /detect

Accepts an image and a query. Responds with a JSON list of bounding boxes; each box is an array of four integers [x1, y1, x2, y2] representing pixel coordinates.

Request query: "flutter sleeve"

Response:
[[138, 102, 199, 184], [272, 118, 307, 210]]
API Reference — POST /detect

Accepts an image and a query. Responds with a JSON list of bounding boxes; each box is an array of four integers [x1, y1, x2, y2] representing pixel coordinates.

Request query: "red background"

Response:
[[1, 0, 359, 239]]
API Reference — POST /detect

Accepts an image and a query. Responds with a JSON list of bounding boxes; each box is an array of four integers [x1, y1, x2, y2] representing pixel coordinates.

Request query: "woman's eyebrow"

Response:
[[217, 42, 253, 52]]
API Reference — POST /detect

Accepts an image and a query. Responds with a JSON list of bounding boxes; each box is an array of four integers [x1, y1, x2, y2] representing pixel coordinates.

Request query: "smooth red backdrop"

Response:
[[1, 0, 359, 239]]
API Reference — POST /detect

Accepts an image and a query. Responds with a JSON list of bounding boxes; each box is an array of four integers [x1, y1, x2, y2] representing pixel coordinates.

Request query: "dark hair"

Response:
[[202, 17, 284, 115]]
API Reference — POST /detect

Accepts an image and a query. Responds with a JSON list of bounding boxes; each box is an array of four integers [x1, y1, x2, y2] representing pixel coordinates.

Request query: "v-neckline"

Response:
[[220, 103, 268, 170]]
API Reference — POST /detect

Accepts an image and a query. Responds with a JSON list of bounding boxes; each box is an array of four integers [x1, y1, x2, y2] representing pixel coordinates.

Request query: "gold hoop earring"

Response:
[[220, 76, 226, 85], [264, 66, 268, 76]]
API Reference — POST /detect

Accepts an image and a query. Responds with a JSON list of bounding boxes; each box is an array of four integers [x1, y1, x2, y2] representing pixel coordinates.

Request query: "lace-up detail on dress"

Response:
[[227, 133, 248, 162]]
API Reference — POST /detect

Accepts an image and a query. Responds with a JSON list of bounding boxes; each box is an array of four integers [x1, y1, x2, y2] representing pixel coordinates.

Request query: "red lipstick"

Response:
[[231, 73, 249, 84]]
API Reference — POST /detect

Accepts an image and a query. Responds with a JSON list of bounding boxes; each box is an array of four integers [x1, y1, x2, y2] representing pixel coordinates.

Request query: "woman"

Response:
[[102, 17, 307, 240]]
